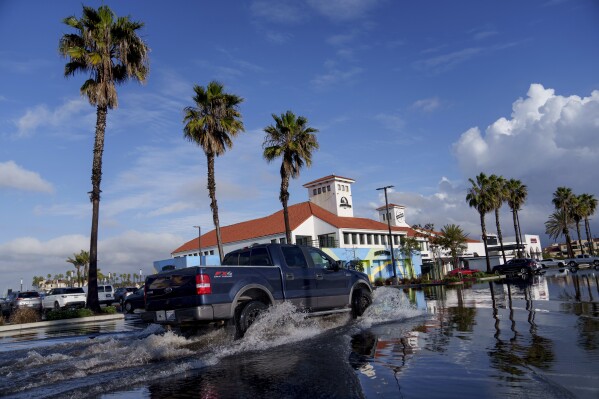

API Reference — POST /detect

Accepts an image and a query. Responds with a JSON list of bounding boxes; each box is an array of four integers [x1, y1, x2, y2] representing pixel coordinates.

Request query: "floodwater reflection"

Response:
[[350, 270, 599, 398]]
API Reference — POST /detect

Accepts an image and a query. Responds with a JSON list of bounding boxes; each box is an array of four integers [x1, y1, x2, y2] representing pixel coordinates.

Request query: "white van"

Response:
[[84, 285, 115, 305]]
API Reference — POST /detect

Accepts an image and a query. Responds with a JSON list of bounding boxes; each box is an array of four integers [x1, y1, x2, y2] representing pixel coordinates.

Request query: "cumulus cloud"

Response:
[[0, 161, 54, 193], [0, 231, 183, 290], [453, 84, 599, 191]]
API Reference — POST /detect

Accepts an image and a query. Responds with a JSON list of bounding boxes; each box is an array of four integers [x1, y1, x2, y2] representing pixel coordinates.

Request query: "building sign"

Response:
[[530, 238, 537, 243], [340, 196, 352, 208], [374, 250, 390, 257]]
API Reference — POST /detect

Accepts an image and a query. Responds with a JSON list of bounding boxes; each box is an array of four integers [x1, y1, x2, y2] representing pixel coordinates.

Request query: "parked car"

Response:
[[492, 258, 541, 276], [42, 287, 86, 311], [123, 288, 145, 314], [84, 285, 115, 305], [563, 254, 599, 270], [0, 297, 9, 316], [447, 267, 480, 277], [5, 291, 42, 314], [114, 287, 138, 305], [538, 258, 564, 269]]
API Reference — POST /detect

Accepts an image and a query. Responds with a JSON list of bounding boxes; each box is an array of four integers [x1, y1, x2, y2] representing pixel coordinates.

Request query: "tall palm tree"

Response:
[[579, 193, 597, 255], [263, 111, 319, 243], [489, 175, 508, 263], [505, 179, 528, 258], [59, 5, 149, 311], [545, 209, 574, 253], [552, 187, 575, 257], [183, 81, 244, 262], [571, 195, 586, 255], [466, 173, 493, 272], [435, 224, 469, 269]]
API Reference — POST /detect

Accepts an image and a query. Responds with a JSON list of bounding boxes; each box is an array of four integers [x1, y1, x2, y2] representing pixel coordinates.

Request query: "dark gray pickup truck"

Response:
[[144, 243, 373, 336]]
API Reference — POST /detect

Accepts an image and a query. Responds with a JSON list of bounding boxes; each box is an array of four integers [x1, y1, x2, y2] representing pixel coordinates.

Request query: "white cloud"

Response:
[[311, 66, 363, 89], [411, 97, 441, 112], [14, 98, 92, 139], [413, 47, 483, 73], [0, 160, 54, 193], [250, 0, 308, 24], [307, 0, 382, 21]]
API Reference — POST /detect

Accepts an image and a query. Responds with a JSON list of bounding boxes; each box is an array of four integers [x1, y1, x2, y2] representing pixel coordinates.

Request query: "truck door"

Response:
[[280, 246, 318, 309], [303, 247, 350, 309]]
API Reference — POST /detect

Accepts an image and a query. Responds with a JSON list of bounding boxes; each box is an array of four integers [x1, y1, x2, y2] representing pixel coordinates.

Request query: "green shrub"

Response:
[[102, 306, 117, 314], [45, 308, 94, 320], [0, 314, 5, 326], [374, 277, 385, 286], [9, 308, 41, 324]]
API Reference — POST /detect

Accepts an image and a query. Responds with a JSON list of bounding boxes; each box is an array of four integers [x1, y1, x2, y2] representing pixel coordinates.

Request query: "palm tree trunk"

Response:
[[584, 217, 594, 255], [516, 211, 524, 257], [565, 230, 574, 258], [495, 208, 506, 263], [206, 153, 224, 262], [480, 213, 491, 273], [279, 169, 292, 243], [575, 221, 584, 255], [511, 209, 520, 258], [87, 105, 107, 313]]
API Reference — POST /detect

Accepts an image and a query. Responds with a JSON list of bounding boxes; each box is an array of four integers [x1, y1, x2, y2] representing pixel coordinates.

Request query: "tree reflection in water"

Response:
[[488, 279, 555, 379]]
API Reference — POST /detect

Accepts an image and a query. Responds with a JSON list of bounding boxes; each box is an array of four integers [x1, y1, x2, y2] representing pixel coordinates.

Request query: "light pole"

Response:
[[193, 225, 202, 266], [20, 278, 23, 292], [139, 268, 142, 284], [377, 185, 397, 284]]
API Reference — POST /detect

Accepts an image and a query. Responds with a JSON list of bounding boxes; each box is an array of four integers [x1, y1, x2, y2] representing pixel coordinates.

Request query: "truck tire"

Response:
[[594, 260, 599, 267], [351, 289, 372, 319], [235, 300, 267, 338], [124, 301, 134, 314]]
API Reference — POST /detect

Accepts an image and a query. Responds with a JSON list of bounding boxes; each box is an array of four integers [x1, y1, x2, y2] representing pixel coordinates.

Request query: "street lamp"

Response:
[[139, 268, 142, 283], [20, 278, 23, 292], [193, 225, 202, 266], [377, 185, 397, 284]]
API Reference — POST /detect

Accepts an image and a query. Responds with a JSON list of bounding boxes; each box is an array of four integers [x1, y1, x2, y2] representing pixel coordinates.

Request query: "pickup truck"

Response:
[[42, 287, 87, 310], [564, 254, 599, 270], [144, 243, 373, 337]]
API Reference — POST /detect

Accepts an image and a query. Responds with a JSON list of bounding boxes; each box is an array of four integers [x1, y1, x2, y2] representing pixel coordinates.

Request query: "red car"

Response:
[[447, 268, 479, 277]]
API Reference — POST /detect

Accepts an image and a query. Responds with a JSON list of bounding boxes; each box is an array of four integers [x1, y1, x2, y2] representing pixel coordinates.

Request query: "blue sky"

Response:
[[1, 0, 598, 291]]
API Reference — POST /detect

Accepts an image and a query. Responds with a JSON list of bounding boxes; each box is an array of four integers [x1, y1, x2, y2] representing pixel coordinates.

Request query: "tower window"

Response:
[[313, 189, 317, 195]]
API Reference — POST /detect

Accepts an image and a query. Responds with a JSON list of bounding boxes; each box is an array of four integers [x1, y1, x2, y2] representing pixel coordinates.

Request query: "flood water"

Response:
[[0, 269, 597, 398]]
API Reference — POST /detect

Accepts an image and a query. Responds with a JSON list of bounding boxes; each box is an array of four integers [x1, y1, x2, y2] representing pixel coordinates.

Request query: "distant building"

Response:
[[156, 175, 438, 282], [543, 237, 599, 257]]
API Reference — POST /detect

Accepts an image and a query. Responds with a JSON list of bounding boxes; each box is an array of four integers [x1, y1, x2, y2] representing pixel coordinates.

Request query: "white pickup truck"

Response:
[[42, 287, 87, 310], [564, 254, 599, 270]]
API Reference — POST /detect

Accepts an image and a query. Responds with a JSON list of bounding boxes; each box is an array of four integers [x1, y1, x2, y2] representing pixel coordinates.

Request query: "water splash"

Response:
[[359, 286, 424, 327]]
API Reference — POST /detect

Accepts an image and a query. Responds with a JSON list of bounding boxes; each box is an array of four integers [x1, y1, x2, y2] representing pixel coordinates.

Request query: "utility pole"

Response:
[[377, 185, 397, 284], [193, 225, 202, 266]]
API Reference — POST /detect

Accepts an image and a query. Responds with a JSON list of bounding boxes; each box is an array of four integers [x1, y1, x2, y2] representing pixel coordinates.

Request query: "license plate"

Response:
[[155, 310, 176, 322], [106, 294, 112, 297]]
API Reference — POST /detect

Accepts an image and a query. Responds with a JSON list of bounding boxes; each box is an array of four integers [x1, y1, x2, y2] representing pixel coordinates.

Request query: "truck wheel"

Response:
[[235, 300, 267, 338], [351, 289, 372, 319], [594, 260, 599, 267], [124, 302, 134, 314]]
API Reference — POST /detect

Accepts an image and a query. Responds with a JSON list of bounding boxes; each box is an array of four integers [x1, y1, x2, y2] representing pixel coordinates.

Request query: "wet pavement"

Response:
[[0, 269, 597, 398]]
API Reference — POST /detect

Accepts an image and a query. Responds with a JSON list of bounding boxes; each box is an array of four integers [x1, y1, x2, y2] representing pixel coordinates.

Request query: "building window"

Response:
[[318, 187, 322, 194], [367, 234, 372, 245], [280, 238, 286, 244], [382, 235, 387, 245], [313, 189, 317, 195], [352, 233, 358, 245], [344, 233, 350, 245], [359, 234, 365, 245], [209, 250, 214, 255], [374, 235, 380, 245], [382, 213, 386, 221], [271, 239, 277, 243], [394, 235, 399, 246], [338, 184, 341, 190], [327, 185, 331, 192]]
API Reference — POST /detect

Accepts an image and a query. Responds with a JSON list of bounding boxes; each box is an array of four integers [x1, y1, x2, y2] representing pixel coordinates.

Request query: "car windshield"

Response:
[[19, 292, 40, 298], [65, 288, 85, 294]]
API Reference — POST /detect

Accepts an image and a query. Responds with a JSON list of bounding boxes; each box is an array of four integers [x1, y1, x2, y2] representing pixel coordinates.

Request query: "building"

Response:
[[543, 237, 599, 257], [156, 175, 432, 282]]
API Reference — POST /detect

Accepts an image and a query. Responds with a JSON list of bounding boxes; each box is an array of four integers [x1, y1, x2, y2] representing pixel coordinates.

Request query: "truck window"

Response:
[[238, 250, 251, 266], [222, 253, 238, 265], [282, 246, 307, 268], [250, 247, 271, 265], [305, 247, 333, 269]]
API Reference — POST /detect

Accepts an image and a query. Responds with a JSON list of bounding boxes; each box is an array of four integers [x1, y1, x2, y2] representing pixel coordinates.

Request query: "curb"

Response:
[[0, 313, 125, 333]]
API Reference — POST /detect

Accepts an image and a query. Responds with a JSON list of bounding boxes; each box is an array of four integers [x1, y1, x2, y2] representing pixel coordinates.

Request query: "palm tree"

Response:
[[505, 179, 528, 258], [59, 5, 149, 311], [571, 195, 585, 255], [545, 209, 574, 252], [579, 193, 597, 255], [435, 224, 469, 269], [66, 250, 89, 287], [183, 81, 244, 262], [263, 111, 319, 243], [552, 187, 575, 258], [489, 175, 508, 263], [466, 173, 493, 272]]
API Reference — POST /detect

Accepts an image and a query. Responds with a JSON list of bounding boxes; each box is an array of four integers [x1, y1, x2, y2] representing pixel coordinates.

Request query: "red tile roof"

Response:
[[302, 174, 355, 187], [172, 201, 418, 254]]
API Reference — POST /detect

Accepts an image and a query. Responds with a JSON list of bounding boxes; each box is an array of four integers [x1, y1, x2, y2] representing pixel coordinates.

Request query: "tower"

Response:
[[376, 204, 409, 227], [303, 175, 355, 217]]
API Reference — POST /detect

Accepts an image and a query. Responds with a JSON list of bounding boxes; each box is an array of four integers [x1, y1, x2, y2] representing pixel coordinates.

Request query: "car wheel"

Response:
[[54, 302, 61, 311], [594, 260, 599, 266], [352, 289, 372, 318], [235, 300, 267, 338], [494, 269, 501, 276], [569, 261, 577, 268], [124, 301, 134, 314]]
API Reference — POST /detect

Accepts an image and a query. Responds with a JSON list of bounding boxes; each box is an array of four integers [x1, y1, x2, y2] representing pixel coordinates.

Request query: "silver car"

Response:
[[5, 291, 42, 313]]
